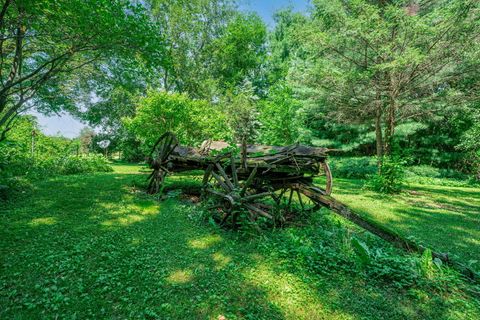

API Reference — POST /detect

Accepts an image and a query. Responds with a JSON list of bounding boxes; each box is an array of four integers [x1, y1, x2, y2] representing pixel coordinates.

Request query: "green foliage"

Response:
[[351, 237, 371, 267], [0, 0, 162, 137], [329, 157, 377, 179], [266, 8, 308, 84], [149, 0, 237, 97], [263, 213, 475, 296], [458, 114, 480, 178], [0, 116, 112, 200], [125, 91, 229, 153], [57, 155, 113, 175], [212, 13, 267, 91], [282, 0, 479, 172], [0, 176, 33, 201], [259, 84, 301, 145], [419, 249, 435, 278], [224, 81, 261, 144], [407, 165, 468, 180], [366, 156, 406, 194]]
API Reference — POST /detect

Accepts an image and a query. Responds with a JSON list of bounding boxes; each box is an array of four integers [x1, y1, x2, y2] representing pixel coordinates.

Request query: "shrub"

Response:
[[365, 156, 406, 194], [328, 157, 378, 179], [0, 176, 33, 200], [58, 154, 113, 175], [124, 91, 230, 154]]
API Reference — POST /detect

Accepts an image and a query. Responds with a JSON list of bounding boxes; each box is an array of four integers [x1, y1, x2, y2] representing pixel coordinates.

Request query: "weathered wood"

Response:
[[240, 166, 257, 197], [148, 131, 333, 222], [147, 132, 478, 282]]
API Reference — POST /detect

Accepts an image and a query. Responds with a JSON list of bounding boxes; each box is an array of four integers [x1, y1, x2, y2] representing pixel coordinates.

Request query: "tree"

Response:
[[148, 0, 236, 98], [211, 13, 267, 92], [292, 0, 479, 168], [223, 80, 261, 166], [266, 8, 308, 85], [259, 83, 301, 145], [80, 0, 266, 150], [78, 127, 95, 154], [0, 0, 162, 141], [125, 91, 229, 154], [458, 104, 480, 178]]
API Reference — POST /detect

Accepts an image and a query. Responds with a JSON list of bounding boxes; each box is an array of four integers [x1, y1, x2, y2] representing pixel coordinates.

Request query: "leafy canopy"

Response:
[[125, 92, 229, 153]]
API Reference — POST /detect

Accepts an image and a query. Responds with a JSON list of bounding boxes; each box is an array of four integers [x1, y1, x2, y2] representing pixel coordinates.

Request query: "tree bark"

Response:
[[374, 91, 384, 172], [384, 76, 398, 156]]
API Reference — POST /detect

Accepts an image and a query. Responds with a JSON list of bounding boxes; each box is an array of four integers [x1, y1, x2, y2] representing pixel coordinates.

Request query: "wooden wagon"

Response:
[[144, 133, 480, 279], [147, 132, 333, 225]]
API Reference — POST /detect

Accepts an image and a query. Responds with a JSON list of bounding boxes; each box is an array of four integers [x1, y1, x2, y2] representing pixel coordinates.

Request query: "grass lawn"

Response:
[[330, 177, 480, 270], [1, 164, 479, 319]]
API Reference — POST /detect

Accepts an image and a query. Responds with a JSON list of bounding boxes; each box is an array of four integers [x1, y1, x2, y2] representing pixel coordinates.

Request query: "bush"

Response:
[[0, 176, 33, 200], [365, 156, 406, 194], [125, 91, 230, 154], [329, 157, 377, 179], [0, 153, 112, 201], [58, 154, 113, 175]]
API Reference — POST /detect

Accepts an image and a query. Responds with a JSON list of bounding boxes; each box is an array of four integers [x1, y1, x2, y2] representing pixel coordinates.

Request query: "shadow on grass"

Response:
[[1, 172, 286, 319], [411, 184, 480, 197], [1, 170, 478, 319]]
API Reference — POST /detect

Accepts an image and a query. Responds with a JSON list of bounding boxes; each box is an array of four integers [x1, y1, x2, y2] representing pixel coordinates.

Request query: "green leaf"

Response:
[[351, 237, 370, 266]]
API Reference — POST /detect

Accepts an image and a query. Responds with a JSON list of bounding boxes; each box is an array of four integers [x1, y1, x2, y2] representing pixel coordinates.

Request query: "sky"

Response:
[[33, 0, 310, 138], [239, 0, 310, 27]]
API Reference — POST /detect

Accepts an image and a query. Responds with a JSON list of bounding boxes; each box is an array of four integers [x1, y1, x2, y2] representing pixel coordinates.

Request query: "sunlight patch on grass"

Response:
[[243, 262, 347, 319], [112, 164, 146, 174], [167, 269, 193, 284], [131, 201, 159, 215], [188, 234, 223, 249], [130, 237, 143, 246], [101, 214, 146, 227], [212, 252, 232, 270], [28, 217, 57, 226]]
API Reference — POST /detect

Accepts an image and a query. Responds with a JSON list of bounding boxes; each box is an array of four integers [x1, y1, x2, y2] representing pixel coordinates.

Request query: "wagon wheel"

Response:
[[202, 155, 278, 227], [272, 160, 332, 217], [273, 184, 321, 218], [147, 132, 178, 194]]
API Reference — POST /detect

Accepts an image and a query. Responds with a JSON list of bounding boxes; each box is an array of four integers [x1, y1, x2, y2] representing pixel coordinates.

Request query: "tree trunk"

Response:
[[375, 92, 384, 172], [384, 79, 397, 156]]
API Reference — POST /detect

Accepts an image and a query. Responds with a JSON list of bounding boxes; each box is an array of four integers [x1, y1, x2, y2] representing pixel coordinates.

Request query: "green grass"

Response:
[[329, 177, 480, 270], [1, 165, 479, 319]]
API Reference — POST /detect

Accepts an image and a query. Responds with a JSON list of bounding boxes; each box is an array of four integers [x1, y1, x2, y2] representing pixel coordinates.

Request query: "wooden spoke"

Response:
[[163, 138, 178, 160], [147, 132, 179, 194], [204, 187, 226, 198], [321, 161, 333, 195], [296, 189, 304, 210], [287, 188, 294, 207], [240, 165, 257, 196], [202, 165, 213, 185], [242, 191, 274, 202], [220, 211, 231, 225], [211, 171, 231, 192], [279, 187, 287, 199], [215, 162, 234, 190], [244, 203, 273, 220], [230, 155, 238, 186]]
